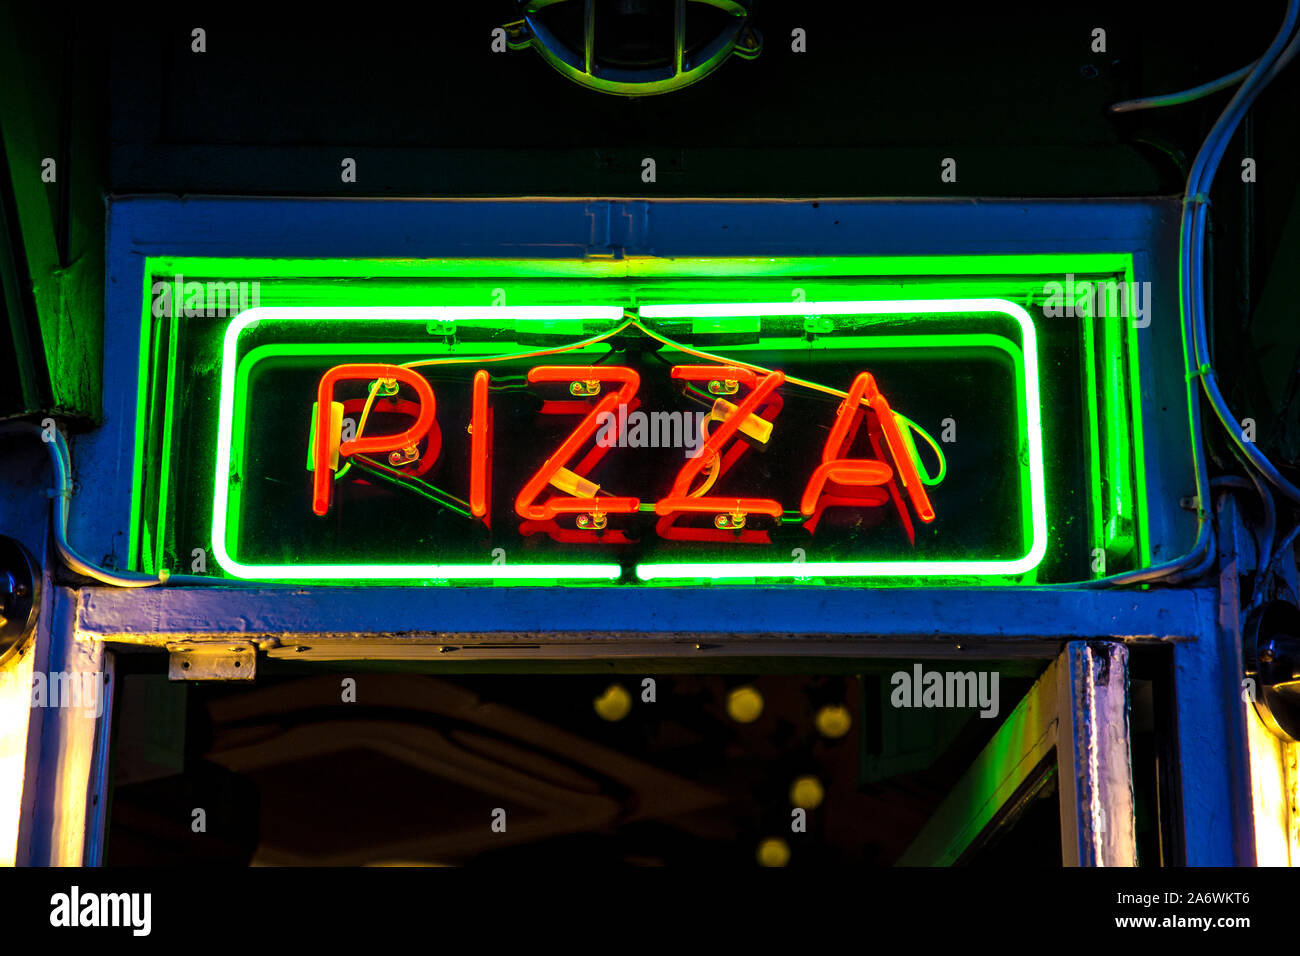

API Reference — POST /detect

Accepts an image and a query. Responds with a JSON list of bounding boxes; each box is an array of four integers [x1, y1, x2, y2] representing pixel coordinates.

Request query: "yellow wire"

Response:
[[895, 412, 947, 484], [629, 319, 945, 485], [354, 318, 635, 439], [354, 385, 382, 442], [346, 317, 944, 490], [686, 417, 723, 497], [631, 319, 846, 401]]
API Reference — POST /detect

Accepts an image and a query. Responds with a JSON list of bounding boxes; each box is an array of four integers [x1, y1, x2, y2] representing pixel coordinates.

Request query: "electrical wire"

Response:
[[338, 374, 528, 482], [1186, 4, 1300, 508], [0, 422, 170, 586], [1109, 6, 1300, 585], [345, 320, 637, 512], [1261, 522, 1300, 590], [1212, 473, 1275, 606], [1231, 437, 1278, 586], [0, 421, 282, 587], [1072, 3, 1300, 590], [1109, 21, 1300, 115], [627, 318, 945, 485], [896, 412, 946, 485], [350, 454, 472, 518], [353, 317, 947, 506], [1165, 523, 1222, 584], [690, 452, 722, 497], [1110, 61, 1257, 113], [354, 319, 635, 439], [633, 318, 858, 403]]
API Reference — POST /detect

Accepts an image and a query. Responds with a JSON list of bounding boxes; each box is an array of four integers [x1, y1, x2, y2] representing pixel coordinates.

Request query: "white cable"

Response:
[[1110, 60, 1257, 113], [1184, 7, 1300, 507], [0, 422, 168, 587]]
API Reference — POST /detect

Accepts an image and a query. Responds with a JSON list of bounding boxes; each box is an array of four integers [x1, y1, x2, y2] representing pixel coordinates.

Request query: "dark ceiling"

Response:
[[3, 1, 1300, 454], [98, 2, 1289, 197]]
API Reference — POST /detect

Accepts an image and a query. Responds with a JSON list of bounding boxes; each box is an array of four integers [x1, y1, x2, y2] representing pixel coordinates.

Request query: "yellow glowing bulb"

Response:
[[756, 837, 790, 867], [727, 685, 764, 723], [594, 683, 632, 721], [815, 704, 851, 738], [790, 775, 825, 809]]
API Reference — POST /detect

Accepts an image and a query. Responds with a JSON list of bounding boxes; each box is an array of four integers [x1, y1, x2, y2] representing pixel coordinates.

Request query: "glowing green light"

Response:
[[635, 298, 1048, 582], [130, 254, 1147, 586], [211, 306, 624, 582]]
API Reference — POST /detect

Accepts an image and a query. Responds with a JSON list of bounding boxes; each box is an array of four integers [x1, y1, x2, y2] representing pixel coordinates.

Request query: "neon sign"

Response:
[[209, 299, 1046, 583]]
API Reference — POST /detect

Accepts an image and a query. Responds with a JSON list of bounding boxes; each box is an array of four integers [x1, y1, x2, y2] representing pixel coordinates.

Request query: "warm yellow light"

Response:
[[815, 704, 852, 738], [364, 860, 451, 867], [756, 837, 790, 867], [0, 641, 36, 866], [727, 685, 764, 724], [594, 683, 632, 722], [1246, 702, 1298, 866], [790, 775, 825, 809]]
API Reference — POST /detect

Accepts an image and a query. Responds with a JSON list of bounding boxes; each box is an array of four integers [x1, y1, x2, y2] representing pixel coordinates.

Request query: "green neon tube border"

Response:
[[634, 298, 1048, 582], [211, 306, 625, 582]]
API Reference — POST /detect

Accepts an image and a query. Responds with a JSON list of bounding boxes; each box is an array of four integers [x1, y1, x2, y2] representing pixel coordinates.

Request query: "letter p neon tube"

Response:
[[312, 363, 437, 515]]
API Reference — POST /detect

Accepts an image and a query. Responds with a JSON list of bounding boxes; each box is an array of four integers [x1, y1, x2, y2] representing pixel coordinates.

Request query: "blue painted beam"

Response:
[[1169, 497, 1257, 866], [77, 584, 1214, 649]]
